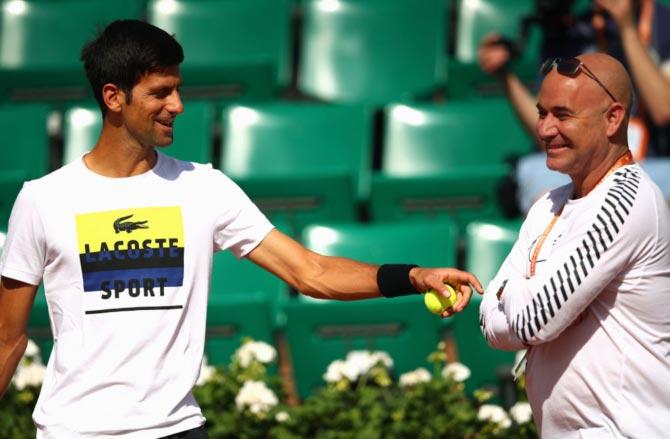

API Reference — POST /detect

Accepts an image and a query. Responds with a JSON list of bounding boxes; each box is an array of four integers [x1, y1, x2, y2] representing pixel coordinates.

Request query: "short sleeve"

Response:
[[210, 171, 274, 258], [0, 182, 46, 285]]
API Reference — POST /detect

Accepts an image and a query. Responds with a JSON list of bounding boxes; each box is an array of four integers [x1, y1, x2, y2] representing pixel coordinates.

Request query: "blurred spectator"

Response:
[[479, 0, 670, 213]]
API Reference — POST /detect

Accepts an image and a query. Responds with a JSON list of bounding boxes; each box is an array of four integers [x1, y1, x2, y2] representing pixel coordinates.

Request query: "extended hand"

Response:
[[478, 33, 512, 76], [409, 267, 483, 318], [594, 0, 635, 28]]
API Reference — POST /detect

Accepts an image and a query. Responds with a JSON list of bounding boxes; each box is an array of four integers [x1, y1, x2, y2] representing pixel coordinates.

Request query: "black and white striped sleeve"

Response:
[[502, 169, 644, 345]]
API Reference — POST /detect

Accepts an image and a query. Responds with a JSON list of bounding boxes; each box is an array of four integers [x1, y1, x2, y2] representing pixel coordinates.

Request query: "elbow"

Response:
[[292, 272, 338, 301]]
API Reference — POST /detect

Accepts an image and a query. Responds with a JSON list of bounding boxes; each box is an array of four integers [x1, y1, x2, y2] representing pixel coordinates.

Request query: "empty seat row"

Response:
[[0, 0, 540, 104], [0, 99, 531, 232]]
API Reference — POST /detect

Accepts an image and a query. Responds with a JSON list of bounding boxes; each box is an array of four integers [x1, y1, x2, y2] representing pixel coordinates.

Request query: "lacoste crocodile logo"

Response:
[[113, 214, 149, 234]]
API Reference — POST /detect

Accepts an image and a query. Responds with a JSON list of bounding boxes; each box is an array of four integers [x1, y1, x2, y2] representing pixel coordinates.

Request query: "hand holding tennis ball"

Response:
[[424, 284, 458, 315]]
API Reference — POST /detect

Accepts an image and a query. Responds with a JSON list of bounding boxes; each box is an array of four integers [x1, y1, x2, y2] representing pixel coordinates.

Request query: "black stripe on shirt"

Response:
[[515, 168, 641, 343]]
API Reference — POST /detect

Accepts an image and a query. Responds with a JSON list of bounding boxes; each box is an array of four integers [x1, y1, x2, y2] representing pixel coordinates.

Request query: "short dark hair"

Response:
[[81, 19, 184, 114]]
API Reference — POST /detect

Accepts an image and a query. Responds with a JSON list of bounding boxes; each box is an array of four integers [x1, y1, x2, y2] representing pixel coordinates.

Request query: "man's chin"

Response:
[[153, 138, 174, 148], [545, 159, 569, 174]]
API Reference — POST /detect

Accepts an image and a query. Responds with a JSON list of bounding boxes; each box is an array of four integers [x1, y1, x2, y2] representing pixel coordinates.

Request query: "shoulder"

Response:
[[527, 183, 572, 218], [602, 165, 665, 233], [19, 160, 83, 200], [156, 152, 241, 190]]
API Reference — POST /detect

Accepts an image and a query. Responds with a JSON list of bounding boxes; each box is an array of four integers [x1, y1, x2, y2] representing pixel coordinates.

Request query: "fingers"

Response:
[[446, 270, 484, 294], [438, 286, 471, 318]]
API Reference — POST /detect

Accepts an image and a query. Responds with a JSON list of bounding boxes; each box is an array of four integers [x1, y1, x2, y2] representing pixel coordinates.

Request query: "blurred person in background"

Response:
[[478, 0, 670, 213], [480, 52, 670, 438]]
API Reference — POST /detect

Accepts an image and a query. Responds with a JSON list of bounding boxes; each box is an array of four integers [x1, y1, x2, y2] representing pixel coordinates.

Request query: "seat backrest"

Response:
[[298, 0, 447, 103], [452, 218, 522, 395], [382, 98, 532, 175], [283, 296, 442, 400], [63, 100, 215, 164], [210, 249, 289, 326], [222, 103, 371, 195], [0, 103, 50, 223], [0, 0, 142, 68], [465, 219, 522, 287], [454, 0, 534, 63], [147, 0, 292, 98], [205, 292, 276, 366], [62, 104, 101, 164], [0, 0, 143, 100], [0, 102, 50, 177], [302, 220, 457, 267]]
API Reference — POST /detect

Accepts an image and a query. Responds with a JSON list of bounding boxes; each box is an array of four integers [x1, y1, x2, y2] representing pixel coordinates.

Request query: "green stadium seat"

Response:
[[62, 104, 101, 164], [465, 219, 522, 287], [447, 0, 540, 99], [205, 291, 276, 367], [63, 101, 215, 164], [210, 248, 290, 329], [206, 220, 294, 366], [285, 220, 457, 399], [457, 219, 522, 394], [220, 102, 372, 234], [0, 0, 143, 102], [0, 103, 51, 224], [298, 0, 447, 103], [147, 0, 292, 101], [302, 220, 457, 268], [283, 297, 442, 400], [370, 99, 532, 228]]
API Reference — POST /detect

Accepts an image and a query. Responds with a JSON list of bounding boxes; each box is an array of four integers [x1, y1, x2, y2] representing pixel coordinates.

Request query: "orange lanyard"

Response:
[[528, 151, 634, 277]]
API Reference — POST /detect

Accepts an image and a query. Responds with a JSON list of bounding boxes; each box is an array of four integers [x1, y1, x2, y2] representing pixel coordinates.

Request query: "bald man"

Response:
[[480, 53, 670, 438]]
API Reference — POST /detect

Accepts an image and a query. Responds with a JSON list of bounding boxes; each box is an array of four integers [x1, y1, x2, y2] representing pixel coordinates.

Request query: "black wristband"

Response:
[[377, 264, 420, 298]]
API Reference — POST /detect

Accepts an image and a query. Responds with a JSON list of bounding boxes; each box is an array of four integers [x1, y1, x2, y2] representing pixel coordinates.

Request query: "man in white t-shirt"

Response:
[[0, 20, 483, 439], [479, 52, 670, 438]]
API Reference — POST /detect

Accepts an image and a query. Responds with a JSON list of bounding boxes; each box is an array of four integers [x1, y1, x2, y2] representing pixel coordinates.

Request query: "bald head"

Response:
[[536, 52, 634, 193], [576, 53, 634, 115]]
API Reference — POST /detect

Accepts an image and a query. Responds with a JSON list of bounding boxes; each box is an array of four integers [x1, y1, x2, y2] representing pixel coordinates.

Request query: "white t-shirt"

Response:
[[0, 152, 274, 438], [480, 164, 670, 438]]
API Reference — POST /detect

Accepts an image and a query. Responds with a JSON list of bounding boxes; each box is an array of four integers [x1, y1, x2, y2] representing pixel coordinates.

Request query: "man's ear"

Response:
[[605, 102, 626, 137], [101, 83, 125, 113]]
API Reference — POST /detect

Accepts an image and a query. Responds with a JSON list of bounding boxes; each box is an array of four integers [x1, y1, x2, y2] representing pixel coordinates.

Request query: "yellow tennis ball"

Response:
[[423, 284, 458, 314]]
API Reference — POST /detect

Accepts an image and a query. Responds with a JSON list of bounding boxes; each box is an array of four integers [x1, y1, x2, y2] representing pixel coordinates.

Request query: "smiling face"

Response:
[[536, 70, 612, 184], [120, 65, 183, 148]]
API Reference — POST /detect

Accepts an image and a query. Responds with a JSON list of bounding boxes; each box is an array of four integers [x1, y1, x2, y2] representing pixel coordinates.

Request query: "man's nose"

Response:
[[536, 115, 558, 140], [167, 90, 183, 115]]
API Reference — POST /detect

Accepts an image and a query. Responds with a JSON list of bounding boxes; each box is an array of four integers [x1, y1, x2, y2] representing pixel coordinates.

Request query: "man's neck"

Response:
[[572, 146, 631, 198], [84, 132, 157, 178]]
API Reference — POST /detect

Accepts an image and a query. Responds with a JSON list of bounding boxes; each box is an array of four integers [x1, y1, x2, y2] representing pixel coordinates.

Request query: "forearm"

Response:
[[0, 277, 38, 398], [619, 14, 670, 124], [503, 71, 539, 142], [480, 285, 526, 351], [292, 254, 381, 301], [0, 332, 28, 398]]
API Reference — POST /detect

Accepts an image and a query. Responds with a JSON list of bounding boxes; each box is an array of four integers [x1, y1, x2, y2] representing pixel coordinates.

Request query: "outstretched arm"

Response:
[[597, 0, 670, 124], [247, 229, 483, 317], [478, 33, 540, 142], [0, 277, 38, 398]]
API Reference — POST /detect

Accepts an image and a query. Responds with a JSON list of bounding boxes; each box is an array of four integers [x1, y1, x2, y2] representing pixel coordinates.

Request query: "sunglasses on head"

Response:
[[541, 57, 618, 103]]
